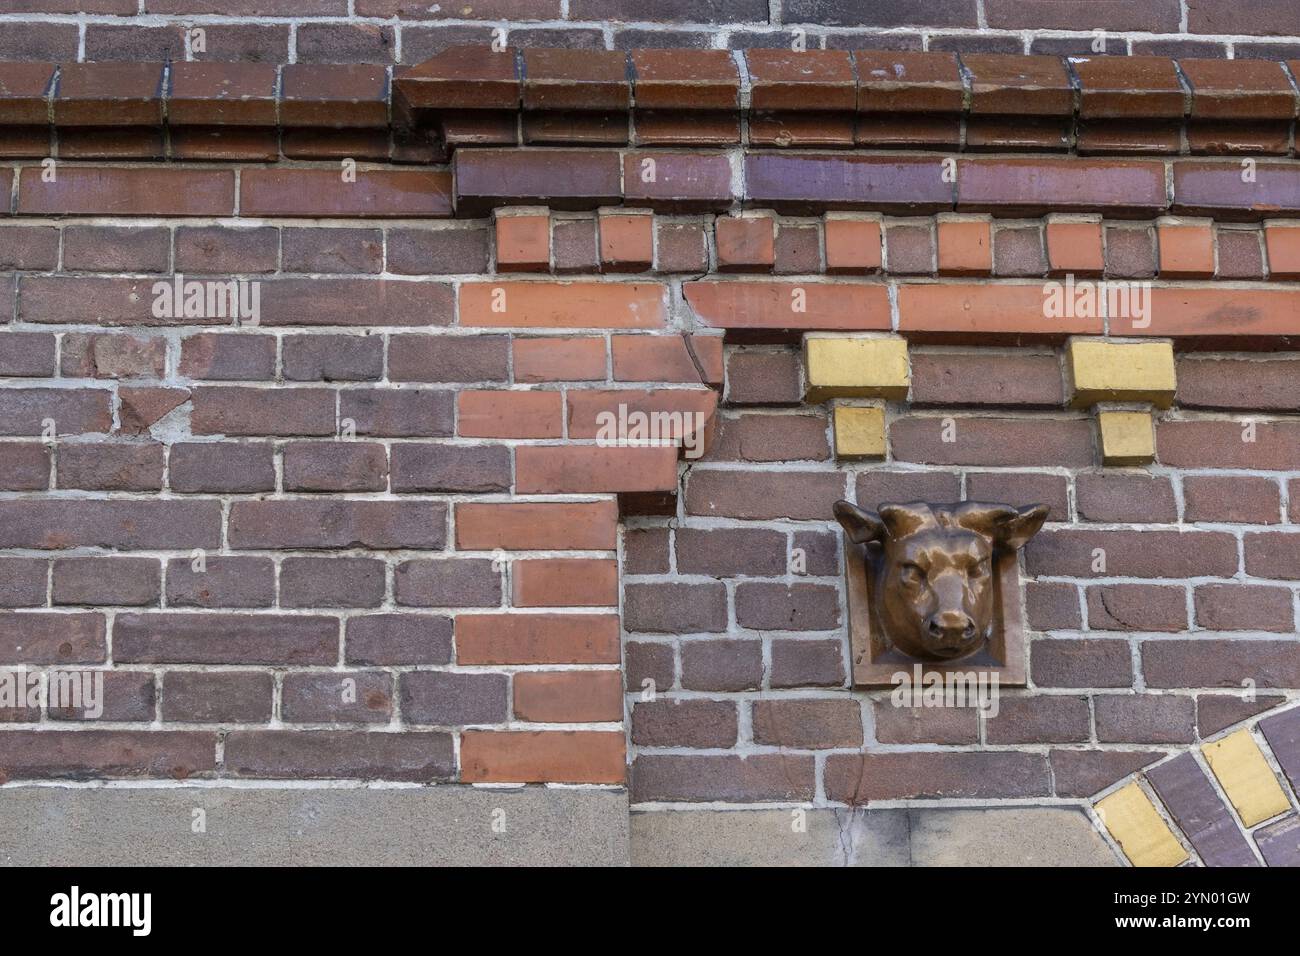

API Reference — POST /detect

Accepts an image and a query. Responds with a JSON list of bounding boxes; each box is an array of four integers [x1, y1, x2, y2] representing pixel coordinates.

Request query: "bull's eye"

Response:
[[898, 564, 925, 587]]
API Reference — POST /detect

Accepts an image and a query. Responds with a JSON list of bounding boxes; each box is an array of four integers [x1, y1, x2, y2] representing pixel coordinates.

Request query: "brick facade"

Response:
[[2, 6, 1300, 866]]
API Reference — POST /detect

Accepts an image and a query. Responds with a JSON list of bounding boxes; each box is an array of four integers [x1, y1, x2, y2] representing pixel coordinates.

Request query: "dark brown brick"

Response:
[[162, 671, 273, 723], [0, 388, 113, 437], [1195, 584, 1294, 632], [345, 613, 453, 666], [632, 698, 738, 748], [179, 334, 277, 382], [1087, 584, 1188, 632], [1184, 474, 1281, 524], [0, 730, 215, 781], [985, 695, 1090, 744], [223, 731, 454, 781], [1177, 357, 1300, 411], [284, 334, 384, 382], [675, 528, 786, 577], [1031, 638, 1133, 688], [390, 444, 511, 492], [623, 528, 670, 574], [709, 413, 830, 462], [169, 442, 275, 493], [686, 470, 845, 521], [1095, 694, 1196, 743], [387, 334, 509, 383], [1147, 751, 1260, 867], [115, 613, 337, 665], [400, 671, 508, 725], [873, 703, 979, 744], [283, 441, 388, 492], [770, 638, 846, 687], [48, 671, 155, 723], [0, 500, 220, 551], [0, 225, 58, 271], [0, 442, 51, 491], [1027, 529, 1238, 578], [339, 388, 453, 437], [735, 582, 840, 631], [56, 443, 165, 492], [1025, 581, 1082, 630], [1145, 639, 1300, 688], [1076, 473, 1177, 523], [1050, 749, 1166, 797], [386, 227, 489, 275], [52, 557, 159, 607], [624, 582, 727, 634], [394, 558, 501, 608], [174, 226, 279, 274], [229, 501, 446, 550], [724, 349, 802, 405], [166, 557, 275, 609], [0, 558, 47, 608], [856, 469, 961, 505], [625, 641, 675, 691], [1199, 693, 1288, 737], [283, 228, 383, 274], [0, 612, 105, 665], [752, 699, 861, 748], [631, 753, 815, 802], [891, 416, 1094, 467], [283, 672, 394, 723], [680, 639, 763, 691], [825, 752, 1051, 802], [282, 557, 386, 609], [965, 472, 1068, 518], [191, 386, 335, 437], [910, 350, 1063, 406]]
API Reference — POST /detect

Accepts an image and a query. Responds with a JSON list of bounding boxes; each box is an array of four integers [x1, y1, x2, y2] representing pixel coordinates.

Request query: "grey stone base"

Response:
[[630, 806, 1121, 866], [0, 786, 629, 866]]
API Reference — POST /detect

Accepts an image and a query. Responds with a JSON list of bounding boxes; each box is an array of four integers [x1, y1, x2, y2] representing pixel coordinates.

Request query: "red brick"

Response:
[[461, 730, 624, 784], [686, 469, 844, 520], [516, 445, 678, 494], [1158, 219, 1215, 277], [936, 217, 992, 275], [514, 671, 622, 723], [179, 334, 277, 381], [1183, 475, 1281, 524], [18, 167, 235, 216], [495, 212, 551, 272], [456, 613, 620, 665], [611, 334, 723, 385], [1045, 217, 1104, 275], [457, 389, 563, 438], [685, 281, 890, 333], [824, 215, 881, 274], [513, 336, 606, 383], [599, 212, 654, 272], [460, 281, 666, 329], [897, 283, 1102, 339], [513, 558, 618, 607], [455, 501, 617, 551], [716, 216, 775, 272], [1087, 584, 1188, 632]]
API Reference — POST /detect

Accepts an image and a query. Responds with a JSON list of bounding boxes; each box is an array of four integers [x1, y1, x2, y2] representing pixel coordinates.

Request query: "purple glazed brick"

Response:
[[1146, 752, 1259, 867], [1259, 705, 1300, 793], [1253, 814, 1300, 867]]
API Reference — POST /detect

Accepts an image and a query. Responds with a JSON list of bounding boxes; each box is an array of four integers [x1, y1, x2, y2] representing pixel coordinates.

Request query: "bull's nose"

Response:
[[926, 613, 976, 643]]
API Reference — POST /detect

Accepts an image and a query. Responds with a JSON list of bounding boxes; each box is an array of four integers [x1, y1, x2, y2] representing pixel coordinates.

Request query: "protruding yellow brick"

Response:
[[804, 335, 910, 403], [1095, 782, 1188, 867], [1098, 410, 1155, 465], [1201, 729, 1291, 827], [1067, 339, 1176, 409], [833, 405, 886, 460]]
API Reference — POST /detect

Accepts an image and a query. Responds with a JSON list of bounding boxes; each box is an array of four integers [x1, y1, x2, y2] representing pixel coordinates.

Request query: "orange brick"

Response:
[[1158, 219, 1215, 278], [716, 216, 775, 272], [684, 281, 890, 332], [513, 336, 607, 383], [937, 217, 992, 275], [512, 558, 619, 607], [611, 333, 724, 384], [454, 500, 618, 551], [494, 211, 550, 272], [897, 283, 1103, 338], [1263, 221, 1300, 279], [1138, 287, 1300, 337], [513, 671, 623, 723], [459, 281, 666, 329], [456, 612, 621, 664], [566, 388, 717, 443], [457, 389, 563, 438], [460, 730, 625, 784], [599, 211, 653, 272], [515, 445, 679, 493], [1044, 216, 1104, 276], [824, 215, 882, 274]]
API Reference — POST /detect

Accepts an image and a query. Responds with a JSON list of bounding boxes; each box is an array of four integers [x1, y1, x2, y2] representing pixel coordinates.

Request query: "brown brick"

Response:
[[241, 168, 450, 218], [390, 443, 512, 493], [224, 731, 453, 782], [884, 220, 935, 274], [1027, 529, 1238, 578], [1087, 584, 1187, 632], [457, 613, 619, 665], [387, 226, 489, 275], [0, 731, 215, 781], [623, 528, 670, 574], [169, 442, 275, 494], [166, 556, 275, 609], [0, 388, 113, 437], [0, 225, 58, 271], [1105, 224, 1158, 278], [873, 703, 979, 744], [985, 696, 1091, 744], [174, 226, 279, 274], [49, 670, 155, 723], [179, 334, 277, 382], [461, 730, 624, 784], [856, 469, 961, 505], [228, 501, 445, 549], [686, 470, 844, 520], [655, 220, 709, 272], [632, 698, 737, 748], [1184, 475, 1280, 524], [1050, 749, 1167, 798], [115, 613, 337, 665], [770, 639, 845, 688], [710, 413, 830, 463], [1145, 639, 1300, 688], [458, 389, 563, 439], [625, 641, 674, 692], [1195, 584, 1294, 632], [735, 583, 840, 631], [0, 332, 57, 378], [280, 671, 393, 724], [632, 753, 814, 802], [965, 472, 1068, 519], [724, 349, 802, 405], [1096, 694, 1196, 744], [18, 167, 235, 217], [63, 225, 169, 273], [56, 443, 165, 492], [0, 558, 47, 609], [346, 614, 453, 666], [52, 557, 159, 607], [282, 557, 386, 609], [1158, 420, 1300, 471], [283, 227, 383, 274], [675, 528, 786, 577], [910, 350, 1063, 406], [1031, 638, 1133, 688], [752, 699, 861, 748], [1199, 693, 1289, 737], [825, 752, 1051, 802], [0, 500, 220, 551], [513, 670, 622, 723], [624, 582, 727, 634], [1245, 532, 1300, 579], [515, 445, 679, 494], [61, 333, 167, 380], [400, 671, 507, 726], [1177, 356, 1300, 411], [0, 443, 49, 492], [283, 441, 388, 492], [340, 388, 454, 437], [388, 334, 509, 383], [284, 334, 384, 382], [394, 558, 500, 608], [191, 386, 335, 437], [454, 148, 621, 214], [0, 612, 105, 665], [455, 501, 617, 551], [891, 416, 1094, 467], [162, 671, 273, 723], [680, 639, 763, 691], [257, 278, 453, 328]]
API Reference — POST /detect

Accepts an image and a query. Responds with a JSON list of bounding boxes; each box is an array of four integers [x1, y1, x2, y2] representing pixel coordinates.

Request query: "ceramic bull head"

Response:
[[834, 500, 1048, 663]]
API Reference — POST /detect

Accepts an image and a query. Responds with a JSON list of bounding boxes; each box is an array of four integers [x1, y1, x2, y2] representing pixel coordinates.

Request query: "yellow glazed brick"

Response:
[[1201, 729, 1291, 827], [1067, 340, 1176, 409], [1098, 411, 1155, 465], [833, 405, 886, 459], [1095, 782, 1189, 867], [804, 335, 910, 403]]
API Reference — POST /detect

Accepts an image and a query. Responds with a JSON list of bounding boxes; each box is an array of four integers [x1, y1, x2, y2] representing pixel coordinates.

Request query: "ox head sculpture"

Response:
[[834, 500, 1048, 663]]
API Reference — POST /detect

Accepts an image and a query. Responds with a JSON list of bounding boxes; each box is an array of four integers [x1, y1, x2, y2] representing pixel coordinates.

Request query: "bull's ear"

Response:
[[878, 502, 935, 539], [834, 500, 885, 545], [958, 502, 1049, 550]]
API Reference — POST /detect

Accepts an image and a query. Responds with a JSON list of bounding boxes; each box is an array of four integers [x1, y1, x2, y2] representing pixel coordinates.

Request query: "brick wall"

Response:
[[4, 30, 1300, 866]]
